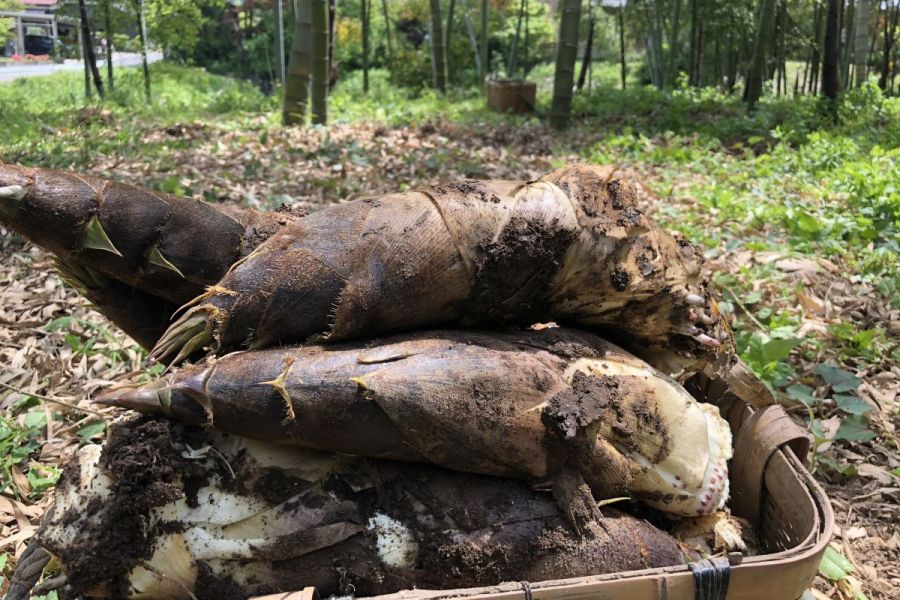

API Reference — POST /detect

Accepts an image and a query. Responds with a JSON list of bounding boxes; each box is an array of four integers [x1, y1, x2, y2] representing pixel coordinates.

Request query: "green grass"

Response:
[[0, 63, 273, 167]]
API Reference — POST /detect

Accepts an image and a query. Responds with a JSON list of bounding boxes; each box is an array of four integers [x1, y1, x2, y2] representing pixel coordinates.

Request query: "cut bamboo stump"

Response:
[[485, 79, 536, 114]]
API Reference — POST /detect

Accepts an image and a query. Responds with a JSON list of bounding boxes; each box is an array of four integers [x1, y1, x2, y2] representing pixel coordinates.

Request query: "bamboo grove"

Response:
[[49, 0, 900, 126]]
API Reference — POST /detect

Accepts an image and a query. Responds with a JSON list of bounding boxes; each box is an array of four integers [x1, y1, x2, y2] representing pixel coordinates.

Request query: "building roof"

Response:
[[23, 0, 57, 6]]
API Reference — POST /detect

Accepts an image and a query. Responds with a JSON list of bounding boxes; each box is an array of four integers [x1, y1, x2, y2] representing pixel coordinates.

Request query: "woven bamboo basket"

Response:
[[251, 383, 833, 600]]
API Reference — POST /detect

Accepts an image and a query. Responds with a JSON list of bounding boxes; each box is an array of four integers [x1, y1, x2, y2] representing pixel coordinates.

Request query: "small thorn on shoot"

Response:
[[147, 246, 185, 278], [94, 385, 167, 414], [82, 215, 123, 257], [685, 294, 705, 306], [259, 356, 296, 422], [174, 366, 217, 425]]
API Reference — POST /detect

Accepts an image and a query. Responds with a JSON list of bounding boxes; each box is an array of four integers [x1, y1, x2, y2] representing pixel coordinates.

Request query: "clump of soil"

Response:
[[469, 216, 577, 322], [40, 417, 216, 599], [194, 562, 247, 600], [543, 371, 619, 440]]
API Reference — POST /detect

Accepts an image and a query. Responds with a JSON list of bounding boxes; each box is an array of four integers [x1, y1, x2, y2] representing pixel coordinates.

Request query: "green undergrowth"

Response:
[[0, 63, 272, 167]]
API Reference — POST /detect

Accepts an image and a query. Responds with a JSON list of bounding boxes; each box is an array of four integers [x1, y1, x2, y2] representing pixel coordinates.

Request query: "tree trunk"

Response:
[[713, 29, 721, 87], [692, 0, 704, 86], [725, 19, 737, 92], [480, 0, 488, 81], [549, 0, 581, 128], [103, 0, 113, 90], [822, 0, 841, 101], [276, 0, 287, 85], [284, 0, 312, 124], [777, 0, 787, 95], [381, 0, 394, 77], [688, 0, 698, 85], [507, 0, 525, 78], [311, 0, 329, 124], [362, 0, 369, 93], [619, 6, 626, 89], [445, 0, 456, 82], [576, 9, 594, 91], [878, 0, 898, 90], [803, 2, 820, 93], [135, 0, 150, 102], [327, 0, 336, 90], [841, 0, 854, 87], [745, 0, 777, 108], [429, 0, 447, 94], [464, 11, 481, 78], [642, 0, 663, 89], [665, 0, 682, 88], [78, 28, 91, 100], [811, 0, 826, 94], [652, 0, 665, 88], [867, 10, 877, 69], [522, 0, 530, 78], [78, 0, 104, 98]]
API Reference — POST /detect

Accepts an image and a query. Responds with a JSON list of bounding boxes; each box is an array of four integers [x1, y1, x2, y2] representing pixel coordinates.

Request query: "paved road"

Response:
[[0, 51, 163, 82]]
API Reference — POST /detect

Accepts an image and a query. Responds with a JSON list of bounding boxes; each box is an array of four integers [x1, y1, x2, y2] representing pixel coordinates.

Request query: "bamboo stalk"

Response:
[[283, 0, 313, 124], [550, 0, 582, 128], [429, 0, 447, 94], [310, 0, 329, 124]]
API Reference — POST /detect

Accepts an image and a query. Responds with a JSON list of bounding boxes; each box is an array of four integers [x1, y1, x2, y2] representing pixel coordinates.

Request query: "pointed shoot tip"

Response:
[[94, 387, 166, 414]]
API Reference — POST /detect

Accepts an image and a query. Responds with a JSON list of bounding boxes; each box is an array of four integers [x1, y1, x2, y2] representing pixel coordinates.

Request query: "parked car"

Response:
[[24, 35, 55, 55]]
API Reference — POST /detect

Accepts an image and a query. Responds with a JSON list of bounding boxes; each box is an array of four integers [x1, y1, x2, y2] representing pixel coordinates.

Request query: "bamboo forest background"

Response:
[[27, 0, 900, 127]]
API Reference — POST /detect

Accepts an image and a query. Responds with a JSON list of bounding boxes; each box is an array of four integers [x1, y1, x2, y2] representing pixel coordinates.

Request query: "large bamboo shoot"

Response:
[[32, 417, 692, 599], [104, 329, 733, 517]]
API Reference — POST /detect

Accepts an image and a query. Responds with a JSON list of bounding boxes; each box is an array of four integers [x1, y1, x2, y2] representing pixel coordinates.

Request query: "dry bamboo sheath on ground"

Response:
[[100, 328, 733, 518], [33, 417, 692, 600]]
